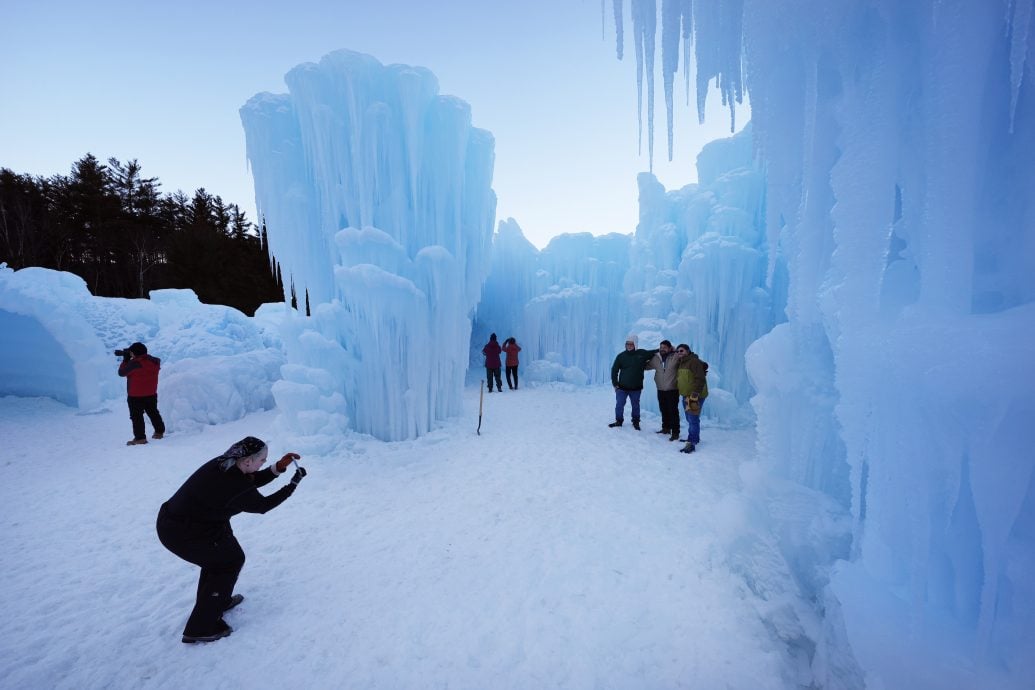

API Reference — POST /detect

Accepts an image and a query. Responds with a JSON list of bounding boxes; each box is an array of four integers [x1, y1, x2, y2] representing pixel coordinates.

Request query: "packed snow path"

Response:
[[1, 386, 796, 688]]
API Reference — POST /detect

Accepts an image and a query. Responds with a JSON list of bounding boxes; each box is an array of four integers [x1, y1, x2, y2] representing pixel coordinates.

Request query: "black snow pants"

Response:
[[486, 367, 502, 391], [128, 394, 165, 440], [156, 503, 244, 636]]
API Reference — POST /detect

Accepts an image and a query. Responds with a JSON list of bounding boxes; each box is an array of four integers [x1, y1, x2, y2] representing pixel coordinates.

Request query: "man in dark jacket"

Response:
[[482, 333, 503, 392], [118, 341, 165, 446], [609, 335, 657, 430], [156, 436, 307, 643]]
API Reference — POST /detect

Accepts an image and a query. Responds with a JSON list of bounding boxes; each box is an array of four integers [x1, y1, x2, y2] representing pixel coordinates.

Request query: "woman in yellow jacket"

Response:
[[674, 344, 708, 453]]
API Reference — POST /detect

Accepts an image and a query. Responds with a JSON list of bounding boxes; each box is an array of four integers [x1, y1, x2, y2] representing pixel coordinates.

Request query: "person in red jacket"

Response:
[[118, 341, 166, 446], [482, 333, 503, 392], [502, 337, 522, 390]]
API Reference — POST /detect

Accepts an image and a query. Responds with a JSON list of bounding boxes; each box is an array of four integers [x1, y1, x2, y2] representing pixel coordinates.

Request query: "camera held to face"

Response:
[[115, 348, 131, 358]]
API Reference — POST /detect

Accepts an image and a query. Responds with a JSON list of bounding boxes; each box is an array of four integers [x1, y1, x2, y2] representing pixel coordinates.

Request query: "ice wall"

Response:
[[608, 0, 1035, 685], [474, 126, 773, 419], [0, 266, 115, 410], [626, 124, 779, 409], [0, 264, 285, 429], [473, 220, 631, 386], [241, 50, 497, 443]]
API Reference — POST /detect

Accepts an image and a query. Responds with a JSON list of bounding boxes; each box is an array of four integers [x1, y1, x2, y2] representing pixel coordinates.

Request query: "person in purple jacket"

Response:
[[482, 333, 503, 392]]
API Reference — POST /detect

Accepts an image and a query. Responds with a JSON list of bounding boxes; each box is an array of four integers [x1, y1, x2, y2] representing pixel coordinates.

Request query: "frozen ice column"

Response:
[[241, 50, 496, 442]]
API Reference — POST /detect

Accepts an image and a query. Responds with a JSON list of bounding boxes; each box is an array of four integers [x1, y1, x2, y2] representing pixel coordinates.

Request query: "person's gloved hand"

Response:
[[275, 452, 300, 473], [290, 467, 307, 485], [689, 393, 699, 402], [688, 399, 702, 416]]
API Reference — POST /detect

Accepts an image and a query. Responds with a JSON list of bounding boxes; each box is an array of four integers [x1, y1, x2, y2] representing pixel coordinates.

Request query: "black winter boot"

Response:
[[670, 430, 680, 442], [680, 442, 696, 454], [632, 419, 640, 430], [608, 420, 623, 428]]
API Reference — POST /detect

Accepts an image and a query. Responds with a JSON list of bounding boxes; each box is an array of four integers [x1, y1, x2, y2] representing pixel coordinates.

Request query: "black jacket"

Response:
[[163, 459, 294, 531]]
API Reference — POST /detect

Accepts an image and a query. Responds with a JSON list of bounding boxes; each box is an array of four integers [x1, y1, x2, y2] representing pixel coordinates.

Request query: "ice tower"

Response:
[[241, 50, 496, 443]]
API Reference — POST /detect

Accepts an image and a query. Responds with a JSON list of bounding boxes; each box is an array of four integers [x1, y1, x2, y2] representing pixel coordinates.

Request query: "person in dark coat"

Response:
[[502, 337, 522, 390], [156, 436, 307, 643], [118, 341, 165, 446], [482, 333, 503, 392], [609, 335, 657, 430]]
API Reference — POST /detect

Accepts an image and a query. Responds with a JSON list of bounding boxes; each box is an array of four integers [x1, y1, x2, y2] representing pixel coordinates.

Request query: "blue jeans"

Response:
[[682, 397, 704, 444], [615, 388, 641, 422]]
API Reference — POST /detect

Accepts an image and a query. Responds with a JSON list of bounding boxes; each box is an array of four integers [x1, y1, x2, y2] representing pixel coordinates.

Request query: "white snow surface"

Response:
[[2, 387, 810, 689]]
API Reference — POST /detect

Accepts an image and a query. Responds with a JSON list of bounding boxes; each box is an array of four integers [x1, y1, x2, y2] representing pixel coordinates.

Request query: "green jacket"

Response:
[[676, 351, 709, 399], [611, 348, 657, 390]]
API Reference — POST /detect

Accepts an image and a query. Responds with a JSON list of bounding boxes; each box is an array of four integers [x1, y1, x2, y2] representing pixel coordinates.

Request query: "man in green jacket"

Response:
[[609, 335, 657, 430], [674, 343, 709, 453]]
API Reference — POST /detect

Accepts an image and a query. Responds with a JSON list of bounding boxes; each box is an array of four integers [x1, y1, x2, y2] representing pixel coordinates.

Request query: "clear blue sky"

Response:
[[1, 0, 746, 249]]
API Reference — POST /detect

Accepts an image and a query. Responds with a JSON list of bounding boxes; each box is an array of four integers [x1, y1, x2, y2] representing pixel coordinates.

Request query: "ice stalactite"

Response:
[[613, 0, 625, 59], [632, 0, 658, 168], [661, 0, 683, 161]]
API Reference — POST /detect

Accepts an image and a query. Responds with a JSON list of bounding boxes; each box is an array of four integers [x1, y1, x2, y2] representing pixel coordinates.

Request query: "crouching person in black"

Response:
[[156, 436, 306, 643]]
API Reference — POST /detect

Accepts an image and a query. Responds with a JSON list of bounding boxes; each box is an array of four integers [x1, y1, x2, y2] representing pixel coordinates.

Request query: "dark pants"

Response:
[[128, 395, 165, 440], [486, 367, 502, 391], [614, 388, 641, 422], [506, 365, 519, 389], [156, 504, 244, 636], [658, 389, 681, 435]]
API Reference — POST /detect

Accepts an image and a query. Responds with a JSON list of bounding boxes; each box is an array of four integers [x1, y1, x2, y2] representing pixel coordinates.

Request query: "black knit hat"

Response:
[[129, 342, 147, 356], [217, 436, 267, 471]]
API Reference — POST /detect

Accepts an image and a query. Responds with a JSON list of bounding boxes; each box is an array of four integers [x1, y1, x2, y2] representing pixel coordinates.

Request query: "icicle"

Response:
[[614, 0, 625, 59], [683, 0, 693, 107], [633, 1, 644, 155], [662, 0, 682, 161], [632, 0, 658, 170], [601, 0, 606, 40], [1008, 0, 1033, 132]]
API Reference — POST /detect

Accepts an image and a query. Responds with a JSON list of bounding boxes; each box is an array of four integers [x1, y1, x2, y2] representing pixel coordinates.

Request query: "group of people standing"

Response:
[[482, 333, 522, 392], [609, 336, 709, 454]]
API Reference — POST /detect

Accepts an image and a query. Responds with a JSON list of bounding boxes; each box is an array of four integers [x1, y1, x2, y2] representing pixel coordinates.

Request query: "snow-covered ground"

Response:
[[1, 385, 797, 689]]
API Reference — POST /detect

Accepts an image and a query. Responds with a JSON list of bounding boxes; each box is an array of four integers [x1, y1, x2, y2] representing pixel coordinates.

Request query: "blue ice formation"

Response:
[[241, 50, 496, 443], [605, 1, 1035, 686]]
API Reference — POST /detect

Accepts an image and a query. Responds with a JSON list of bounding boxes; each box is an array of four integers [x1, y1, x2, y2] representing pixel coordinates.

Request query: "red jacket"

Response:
[[119, 355, 161, 397], [482, 340, 502, 369], [502, 343, 521, 366]]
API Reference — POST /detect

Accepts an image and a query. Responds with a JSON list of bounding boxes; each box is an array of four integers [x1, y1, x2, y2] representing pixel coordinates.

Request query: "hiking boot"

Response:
[[632, 420, 640, 430], [655, 429, 670, 435], [497, 386, 503, 392], [182, 619, 233, 644], [680, 442, 696, 454], [126, 438, 148, 446], [223, 594, 244, 612], [152, 432, 164, 440], [670, 431, 680, 442], [608, 420, 623, 428]]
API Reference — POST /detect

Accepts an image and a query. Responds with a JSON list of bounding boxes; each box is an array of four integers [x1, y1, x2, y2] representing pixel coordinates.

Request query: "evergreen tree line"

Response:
[[0, 154, 286, 315]]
